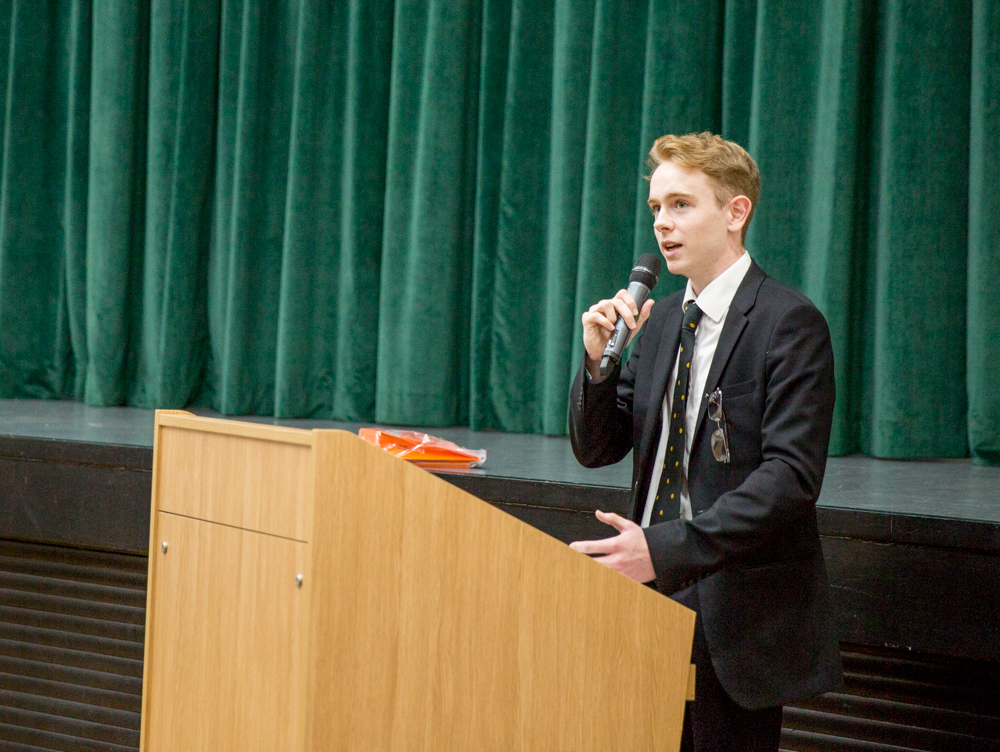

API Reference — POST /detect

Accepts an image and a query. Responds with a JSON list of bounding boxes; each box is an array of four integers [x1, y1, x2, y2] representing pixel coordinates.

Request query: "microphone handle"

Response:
[[599, 280, 652, 377]]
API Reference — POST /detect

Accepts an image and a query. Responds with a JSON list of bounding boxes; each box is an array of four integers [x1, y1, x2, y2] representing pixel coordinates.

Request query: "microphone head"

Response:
[[630, 253, 662, 289]]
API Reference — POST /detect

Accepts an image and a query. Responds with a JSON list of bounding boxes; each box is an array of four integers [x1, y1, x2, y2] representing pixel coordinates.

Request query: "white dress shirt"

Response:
[[641, 252, 752, 526]]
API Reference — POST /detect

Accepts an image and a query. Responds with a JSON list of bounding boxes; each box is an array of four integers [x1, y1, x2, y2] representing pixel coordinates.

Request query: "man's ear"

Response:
[[727, 196, 752, 233]]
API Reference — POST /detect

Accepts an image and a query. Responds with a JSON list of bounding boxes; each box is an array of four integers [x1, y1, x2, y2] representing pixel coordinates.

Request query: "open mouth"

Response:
[[662, 242, 682, 252]]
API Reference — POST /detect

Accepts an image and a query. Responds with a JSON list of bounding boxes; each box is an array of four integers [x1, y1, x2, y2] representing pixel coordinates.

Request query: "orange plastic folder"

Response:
[[358, 428, 486, 469]]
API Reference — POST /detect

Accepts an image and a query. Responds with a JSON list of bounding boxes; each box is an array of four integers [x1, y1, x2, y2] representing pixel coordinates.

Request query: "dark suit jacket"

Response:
[[569, 260, 842, 710]]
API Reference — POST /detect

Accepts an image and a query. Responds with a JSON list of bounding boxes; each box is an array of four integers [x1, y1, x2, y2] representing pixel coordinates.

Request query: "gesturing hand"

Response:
[[568, 510, 656, 584]]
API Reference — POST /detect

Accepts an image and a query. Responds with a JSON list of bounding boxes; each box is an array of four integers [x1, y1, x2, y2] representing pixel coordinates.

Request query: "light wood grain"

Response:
[[157, 411, 314, 445], [306, 429, 696, 752], [141, 413, 695, 752], [142, 512, 309, 752], [156, 422, 314, 541]]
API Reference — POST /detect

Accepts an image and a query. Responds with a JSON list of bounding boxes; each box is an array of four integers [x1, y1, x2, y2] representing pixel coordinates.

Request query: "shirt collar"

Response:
[[683, 252, 752, 323]]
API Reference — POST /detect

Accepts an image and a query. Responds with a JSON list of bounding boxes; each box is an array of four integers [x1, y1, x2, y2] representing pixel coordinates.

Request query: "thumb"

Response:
[[595, 509, 632, 533], [638, 297, 655, 325], [627, 299, 654, 346]]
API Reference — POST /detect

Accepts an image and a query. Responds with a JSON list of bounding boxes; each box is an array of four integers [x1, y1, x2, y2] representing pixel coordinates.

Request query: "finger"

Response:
[[601, 298, 626, 328], [614, 290, 639, 315], [589, 554, 621, 571], [595, 510, 634, 533], [585, 299, 619, 326], [582, 309, 615, 334], [569, 536, 619, 555], [608, 297, 637, 330]]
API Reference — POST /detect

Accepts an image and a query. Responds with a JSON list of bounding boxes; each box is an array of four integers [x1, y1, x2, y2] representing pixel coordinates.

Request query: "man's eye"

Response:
[[676, 201, 688, 209]]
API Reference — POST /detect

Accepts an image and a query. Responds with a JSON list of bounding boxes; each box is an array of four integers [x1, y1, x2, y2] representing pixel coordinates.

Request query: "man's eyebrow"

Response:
[[647, 192, 696, 205]]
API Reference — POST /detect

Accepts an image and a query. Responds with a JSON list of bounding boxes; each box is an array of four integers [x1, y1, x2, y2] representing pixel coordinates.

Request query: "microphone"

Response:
[[600, 253, 661, 377]]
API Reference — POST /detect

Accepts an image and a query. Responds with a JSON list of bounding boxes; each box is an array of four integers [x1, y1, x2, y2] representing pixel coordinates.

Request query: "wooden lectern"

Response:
[[139, 412, 696, 751]]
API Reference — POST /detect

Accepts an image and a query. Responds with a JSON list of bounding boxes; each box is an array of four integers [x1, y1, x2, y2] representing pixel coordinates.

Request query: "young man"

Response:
[[568, 133, 842, 751]]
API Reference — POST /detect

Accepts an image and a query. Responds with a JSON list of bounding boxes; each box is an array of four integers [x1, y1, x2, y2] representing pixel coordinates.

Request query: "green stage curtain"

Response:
[[0, 0, 997, 463]]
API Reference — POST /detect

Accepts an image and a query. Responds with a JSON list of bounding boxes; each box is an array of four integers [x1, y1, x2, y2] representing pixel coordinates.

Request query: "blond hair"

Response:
[[648, 132, 760, 241]]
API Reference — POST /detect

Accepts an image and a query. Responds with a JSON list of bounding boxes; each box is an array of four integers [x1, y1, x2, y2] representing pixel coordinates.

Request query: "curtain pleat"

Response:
[[376, 0, 480, 425], [633, 0, 725, 273], [572, 0, 648, 375], [536, 0, 593, 434], [865, 0, 971, 457], [968, 0, 1000, 465], [468, 0, 512, 432], [329, 0, 393, 420], [0, 0, 997, 464], [139, 0, 219, 408], [60, 0, 92, 402], [84, 0, 149, 405], [484, 0, 554, 432], [274, 0, 351, 418], [0, 3, 79, 399]]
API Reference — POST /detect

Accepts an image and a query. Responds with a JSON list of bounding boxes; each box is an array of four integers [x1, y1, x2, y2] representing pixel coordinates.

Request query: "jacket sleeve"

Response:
[[644, 302, 836, 594], [568, 323, 647, 469]]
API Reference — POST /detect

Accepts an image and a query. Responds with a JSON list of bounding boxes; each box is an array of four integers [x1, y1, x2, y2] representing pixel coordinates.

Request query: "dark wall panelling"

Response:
[[823, 537, 1000, 662], [781, 645, 1000, 751], [0, 539, 146, 752], [0, 438, 152, 555]]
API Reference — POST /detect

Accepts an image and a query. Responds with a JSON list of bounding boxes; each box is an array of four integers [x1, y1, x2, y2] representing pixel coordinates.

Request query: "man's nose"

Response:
[[654, 208, 672, 231]]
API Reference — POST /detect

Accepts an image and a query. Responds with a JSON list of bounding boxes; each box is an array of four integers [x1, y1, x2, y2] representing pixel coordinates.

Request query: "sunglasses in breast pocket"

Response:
[[707, 388, 730, 464]]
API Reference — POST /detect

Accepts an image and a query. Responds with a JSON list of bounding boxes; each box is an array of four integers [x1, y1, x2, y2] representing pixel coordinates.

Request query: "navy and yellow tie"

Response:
[[650, 301, 703, 522]]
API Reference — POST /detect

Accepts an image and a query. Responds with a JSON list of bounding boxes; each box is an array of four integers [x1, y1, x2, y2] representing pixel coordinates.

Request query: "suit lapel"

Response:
[[692, 261, 766, 445]]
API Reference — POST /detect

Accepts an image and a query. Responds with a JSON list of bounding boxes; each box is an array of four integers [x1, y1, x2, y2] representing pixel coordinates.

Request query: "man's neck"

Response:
[[689, 246, 746, 297]]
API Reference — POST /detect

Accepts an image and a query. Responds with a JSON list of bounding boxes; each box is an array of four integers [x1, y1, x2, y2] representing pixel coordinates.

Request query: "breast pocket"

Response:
[[720, 378, 756, 400], [716, 378, 761, 471]]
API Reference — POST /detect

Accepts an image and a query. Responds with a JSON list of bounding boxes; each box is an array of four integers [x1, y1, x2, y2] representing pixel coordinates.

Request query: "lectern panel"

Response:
[[142, 416, 693, 752], [307, 430, 695, 752], [143, 512, 309, 752], [156, 424, 313, 540]]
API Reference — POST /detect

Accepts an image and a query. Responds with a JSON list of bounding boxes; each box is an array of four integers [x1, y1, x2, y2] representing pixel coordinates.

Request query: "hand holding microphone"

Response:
[[582, 254, 662, 380]]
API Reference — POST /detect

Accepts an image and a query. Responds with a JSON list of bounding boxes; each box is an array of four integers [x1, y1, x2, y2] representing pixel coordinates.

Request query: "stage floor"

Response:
[[2, 397, 999, 525]]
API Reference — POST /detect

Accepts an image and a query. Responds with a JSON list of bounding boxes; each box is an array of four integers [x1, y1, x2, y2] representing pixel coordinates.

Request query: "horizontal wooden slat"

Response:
[[0, 623, 144, 662], [0, 570, 145, 609], [783, 707, 1000, 752], [0, 719, 136, 752], [0, 687, 138, 732], [797, 692, 1000, 739], [0, 551, 146, 588], [0, 606, 144, 644], [0, 736, 65, 752], [780, 727, 922, 752], [0, 639, 143, 678], [0, 587, 144, 625], [842, 647, 996, 690], [0, 705, 138, 749], [0, 672, 140, 713]]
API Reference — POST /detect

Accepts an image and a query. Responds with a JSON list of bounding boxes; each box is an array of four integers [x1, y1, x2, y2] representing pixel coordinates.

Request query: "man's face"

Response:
[[647, 160, 734, 289]]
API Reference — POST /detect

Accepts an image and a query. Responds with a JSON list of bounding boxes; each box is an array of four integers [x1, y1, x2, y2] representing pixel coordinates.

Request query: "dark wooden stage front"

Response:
[[2, 399, 999, 751]]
